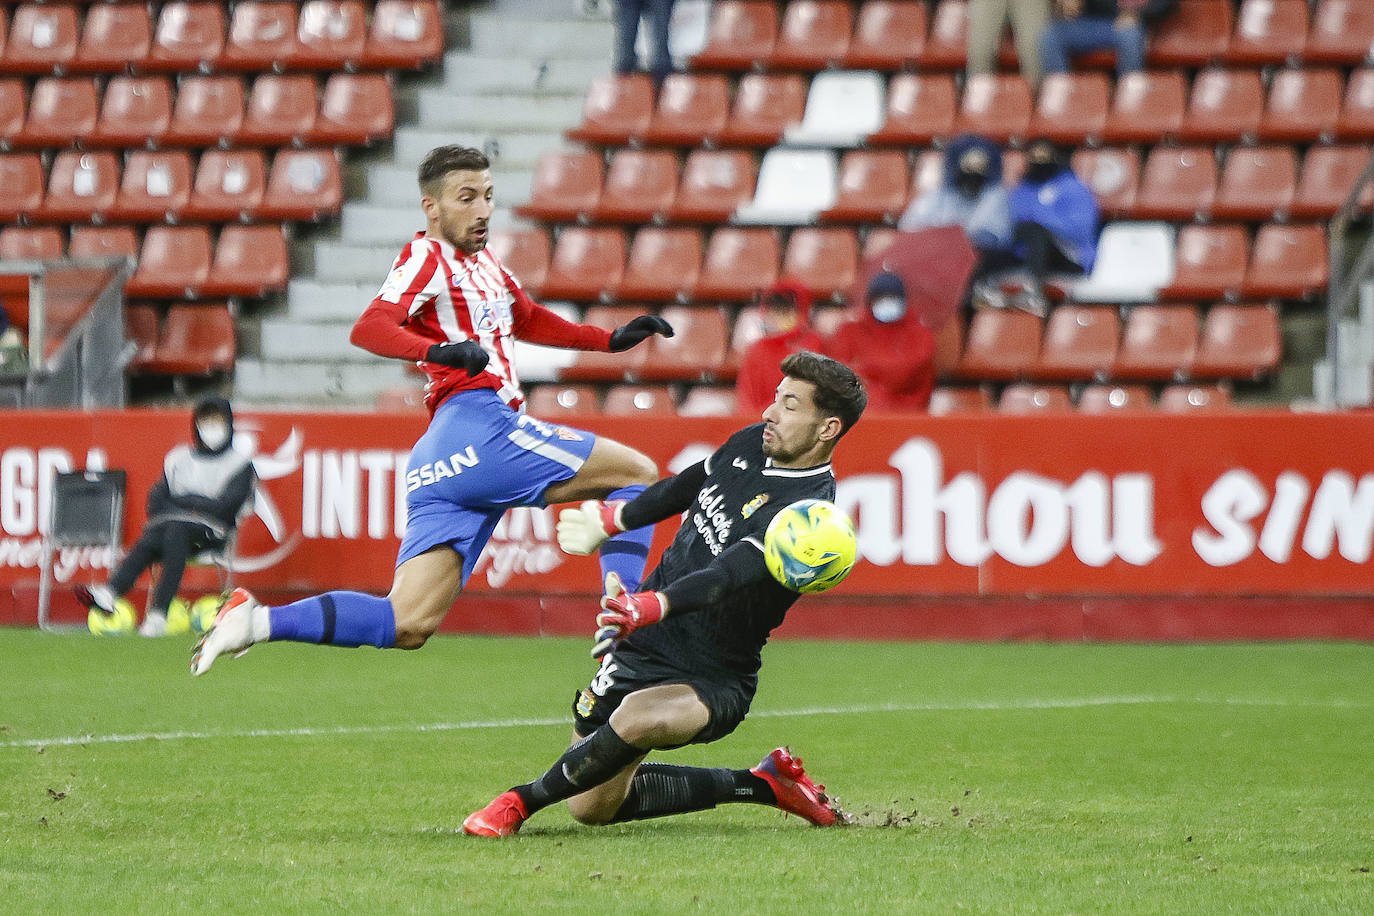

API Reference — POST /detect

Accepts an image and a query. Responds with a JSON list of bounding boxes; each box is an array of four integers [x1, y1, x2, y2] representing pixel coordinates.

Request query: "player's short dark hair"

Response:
[[418, 146, 490, 197], [781, 351, 866, 437]]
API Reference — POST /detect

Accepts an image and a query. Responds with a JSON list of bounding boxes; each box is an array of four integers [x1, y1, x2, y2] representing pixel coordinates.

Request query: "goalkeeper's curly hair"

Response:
[[780, 351, 867, 437]]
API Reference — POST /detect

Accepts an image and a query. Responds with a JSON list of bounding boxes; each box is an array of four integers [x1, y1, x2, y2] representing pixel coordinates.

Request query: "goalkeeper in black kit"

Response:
[[463, 352, 867, 836]]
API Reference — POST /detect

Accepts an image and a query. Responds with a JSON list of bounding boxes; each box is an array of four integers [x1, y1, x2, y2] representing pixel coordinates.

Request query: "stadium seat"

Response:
[[163, 77, 244, 148], [1337, 69, 1374, 141], [1305, 0, 1374, 66], [690, 0, 778, 71], [539, 227, 626, 303], [1149, 0, 1232, 67], [614, 227, 702, 302], [0, 153, 43, 222], [565, 74, 655, 146], [679, 385, 740, 417], [110, 151, 193, 223], [0, 226, 62, 261], [488, 227, 551, 295], [1102, 70, 1185, 144], [146, 2, 227, 73], [1032, 305, 1119, 381], [1133, 146, 1217, 221], [1158, 383, 1232, 412], [202, 224, 290, 298], [525, 383, 601, 417], [861, 225, 900, 262], [844, 0, 926, 70], [954, 308, 1042, 381], [374, 385, 427, 413], [718, 73, 807, 147], [769, 0, 853, 70], [922, 0, 970, 70], [955, 74, 1033, 145], [363, 0, 444, 69], [21, 77, 96, 148], [126, 226, 213, 299], [821, 150, 910, 224], [258, 149, 342, 221], [1071, 147, 1139, 219], [1077, 384, 1152, 413], [560, 305, 643, 381], [69, 225, 138, 260], [1212, 146, 1297, 222], [635, 305, 731, 381], [691, 227, 780, 301], [219, 1, 299, 71], [291, 0, 368, 70], [184, 150, 267, 222], [644, 73, 730, 146], [932, 313, 965, 377], [514, 149, 604, 224], [1226, 0, 1308, 65], [124, 303, 161, 373], [667, 149, 757, 223], [733, 148, 838, 225], [603, 384, 678, 415], [73, 3, 153, 74], [90, 77, 172, 149], [779, 227, 858, 302], [238, 75, 318, 147], [866, 73, 957, 147], [998, 383, 1073, 414], [1291, 145, 1374, 220], [1191, 303, 1282, 380], [594, 149, 679, 224], [1113, 304, 1199, 380], [1240, 223, 1327, 300], [1, 4, 78, 75], [1179, 68, 1262, 143], [783, 70, 886, 148], [1031, 73, 1110, 146], [311, 73, 394, 146], [0, 79, 24, 150], [1157, 224, 1248, 301], [928, 385, 991, 415], [143, 302, 236, 376], [1259, 68, 1342, 143], [39, 150, 119, 223]]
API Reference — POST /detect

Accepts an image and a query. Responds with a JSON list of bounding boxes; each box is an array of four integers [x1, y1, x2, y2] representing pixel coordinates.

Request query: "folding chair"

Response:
[[38, 470, 126, 631]]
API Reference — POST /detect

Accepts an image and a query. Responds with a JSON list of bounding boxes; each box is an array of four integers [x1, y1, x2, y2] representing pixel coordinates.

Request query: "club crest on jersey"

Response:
[[741, 493, 770, 518], [576, 689, 596, 718], [554, 426, 584, 441], [472, 300, 499, 333]]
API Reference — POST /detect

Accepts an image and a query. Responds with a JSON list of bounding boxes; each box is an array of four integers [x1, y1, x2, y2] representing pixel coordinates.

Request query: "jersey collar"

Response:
[[762, 458, 833, 478]]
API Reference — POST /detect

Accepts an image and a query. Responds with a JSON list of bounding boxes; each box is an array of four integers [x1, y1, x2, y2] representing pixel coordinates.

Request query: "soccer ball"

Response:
[[87, 598, 137, 636], [165, 597, 194, 636], [763, 499, 858, 594], [190, 594, 225, 634]]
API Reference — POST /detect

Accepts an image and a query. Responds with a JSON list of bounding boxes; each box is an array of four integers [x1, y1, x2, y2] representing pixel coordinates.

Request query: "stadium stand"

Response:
[[844, 0, 926, 70], [769, 0, 852, 71], [593, 148, 680, 224], [644, 73, 730, 147], [74, 3, 154, 73]]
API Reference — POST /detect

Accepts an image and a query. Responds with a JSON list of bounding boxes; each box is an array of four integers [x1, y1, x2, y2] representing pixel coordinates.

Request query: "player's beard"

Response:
[[438, 211, 487, 255]]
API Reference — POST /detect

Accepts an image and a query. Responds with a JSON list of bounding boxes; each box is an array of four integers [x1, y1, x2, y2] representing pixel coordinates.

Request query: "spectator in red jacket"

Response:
[[824, 271, 935, 412], [735, 279, 824, 416]]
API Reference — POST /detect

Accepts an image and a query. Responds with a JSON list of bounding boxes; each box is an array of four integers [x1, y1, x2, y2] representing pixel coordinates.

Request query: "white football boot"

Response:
[[190, 587, 268, 676], [139, 611, 168, 637]]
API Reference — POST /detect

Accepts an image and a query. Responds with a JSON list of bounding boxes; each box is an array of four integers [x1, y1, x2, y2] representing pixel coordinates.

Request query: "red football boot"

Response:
[[462, 791, 529, 837], [750, 746, 849, 826]]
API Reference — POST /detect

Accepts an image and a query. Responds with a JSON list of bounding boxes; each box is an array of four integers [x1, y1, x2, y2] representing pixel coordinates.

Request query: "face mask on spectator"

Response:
[[197, 420, 230, 451], [870, 296, 906, 323]]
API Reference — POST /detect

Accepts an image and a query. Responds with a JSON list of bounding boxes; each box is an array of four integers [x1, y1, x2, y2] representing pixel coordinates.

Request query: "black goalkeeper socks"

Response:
[[609, 765, 777, 822], [513, 725, 643, 814]]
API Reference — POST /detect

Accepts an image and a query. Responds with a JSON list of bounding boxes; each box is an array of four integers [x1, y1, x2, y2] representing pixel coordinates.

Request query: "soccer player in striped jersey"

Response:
[[191, 146, 671, 676]]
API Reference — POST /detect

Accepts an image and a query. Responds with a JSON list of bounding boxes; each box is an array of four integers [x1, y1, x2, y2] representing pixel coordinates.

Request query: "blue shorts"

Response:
[[397, 389, 598, 584]]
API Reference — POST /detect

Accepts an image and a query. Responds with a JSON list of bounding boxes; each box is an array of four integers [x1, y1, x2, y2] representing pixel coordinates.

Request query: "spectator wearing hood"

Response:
[[824, 271, 936, 412], [1040, 0, 1178, 76], [1004, 137, 1099, 314], [77, 397, 256, 637], [735, 279, 826, 416], [899, 135, 1014, 258]]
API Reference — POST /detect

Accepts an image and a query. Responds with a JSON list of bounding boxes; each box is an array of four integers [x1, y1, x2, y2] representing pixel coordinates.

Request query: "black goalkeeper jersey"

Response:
[[622, 424, 837, 681]]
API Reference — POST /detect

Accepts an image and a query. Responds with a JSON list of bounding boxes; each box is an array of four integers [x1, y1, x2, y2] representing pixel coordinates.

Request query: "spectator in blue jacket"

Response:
[[898, 134, 1014, 275], [1004, 138, 1100, 314]]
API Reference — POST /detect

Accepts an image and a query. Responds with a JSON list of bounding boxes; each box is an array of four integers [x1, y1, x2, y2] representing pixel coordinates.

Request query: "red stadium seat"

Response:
[[679, 386, 740, 417], [1031, 73, 1110, 146], [0, 79, 24, 150], [1240, 223, 1327, 300], [668, 149, 757, 224], [1149, 0, 1232, 67], [487, 227, 551, 296], [594, 149, 679, 224], [844, 0, 927, 70], [1212, 146, 1297, 222], [39, 150, 119, 223], [21, 77, 96, 149], [565, 74, 655, 146], [525, 384, 601, 417], [311, 72, 394, 145], [1260, 68, 1342, 143], [1337, 69, 1374, 141], [692, 227, 780, 302], [691, 0, 779, 71], [560, 305, 643, 381], [780, 228, 858, 303], [1306, 0, 1374, 66], [0, 226, 63, 261], [220, 1, 299, 72], [146, 2, 226, 74], [955, 74, 1032, 145], [91, 77, 173, 149], [239, 75, 319, 147], [124, 303, 160, 373], [291, 1, 368, 70], [932, 313, 965, 377], [1077, 384, 1152, 413], [998, 383, 1073, 414], [928, 386, 991, 416], [363, 1, 444, 69], [258, 149, 342, 221], [1102, 70, 1185, 144], [603, 384, 677, 415], [635, 305, 731, 381], [1113, 304, 1199, 380], [73, 3, 153, 74], [163, 76, 244, 148], [110, 151, 193, 223], [644, 73, 730, 147], [866, 73, 957, 147], [922, 0, 970, 70], [202, 224, 290, 298], [821, 150, 910, 224], [1033, 305, 1120, 382], [1072, 147, 1139, 219], [1291, 145, 1374, 220], [954, 308, 1042, 381], [1179, 68, 1262, 143], [1158, 224, 1247, 301], [769, 0, 852, 71], [1191, 303, 1282, 380], [718, 73, 807, 147], [1158, 383, 1232, 412], [374, 385, 428, 413], [614, 227, 702, 302], [184, 150, 267, 222], [1226, 0, 1308, 65], [127, 226, 213, 299], [69, 225, 138, 260], [514, 149, 604, 223], [143, 302, 236, 376], [539, 227, 627, 303], [2, 4, 78, 75], [1133, 146, 1217, 221], [0, 153, 43, 222]]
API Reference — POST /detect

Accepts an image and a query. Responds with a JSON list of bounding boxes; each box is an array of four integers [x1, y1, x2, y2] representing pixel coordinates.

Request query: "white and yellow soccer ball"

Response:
[[87, 598, 137, 636], [165, 597, 193, 636], [190, 594, 224, 634], [763, 498, 858, 594]]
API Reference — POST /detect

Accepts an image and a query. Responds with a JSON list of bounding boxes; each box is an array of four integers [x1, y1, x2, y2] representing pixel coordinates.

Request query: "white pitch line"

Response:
[[2, 694, 1365, 751]]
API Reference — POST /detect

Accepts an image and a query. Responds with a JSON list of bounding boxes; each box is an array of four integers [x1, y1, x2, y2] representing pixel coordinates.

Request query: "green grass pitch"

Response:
[[2, 629, 1372, 914]]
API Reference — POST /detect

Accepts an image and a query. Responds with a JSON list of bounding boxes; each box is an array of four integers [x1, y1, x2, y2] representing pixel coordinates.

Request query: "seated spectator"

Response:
[[1040, 0, 1178, 76], [735, 279, 824, 416], [898, 134, 1014, 280], [824, 271, 935, 412], [968, 0, 1051, 89], [0, 307, 25, 375]]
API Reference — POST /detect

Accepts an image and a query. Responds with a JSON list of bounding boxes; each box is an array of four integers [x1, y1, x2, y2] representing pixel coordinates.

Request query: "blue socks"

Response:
[[600, 484, 652, 592], [268, 591, 397, 648]]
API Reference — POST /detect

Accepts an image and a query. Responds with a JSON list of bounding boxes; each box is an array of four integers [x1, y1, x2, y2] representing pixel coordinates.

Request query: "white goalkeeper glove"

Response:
[[556, 499, 625, 555]]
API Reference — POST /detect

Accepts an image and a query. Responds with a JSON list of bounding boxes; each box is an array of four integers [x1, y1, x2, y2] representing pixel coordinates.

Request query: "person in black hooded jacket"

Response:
[[77, 397, 256, 637]]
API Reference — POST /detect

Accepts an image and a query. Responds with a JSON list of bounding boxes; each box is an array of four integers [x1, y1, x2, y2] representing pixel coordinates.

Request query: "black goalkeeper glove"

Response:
[[608, 314, 674, 353], [425, 340, 490, 377]]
